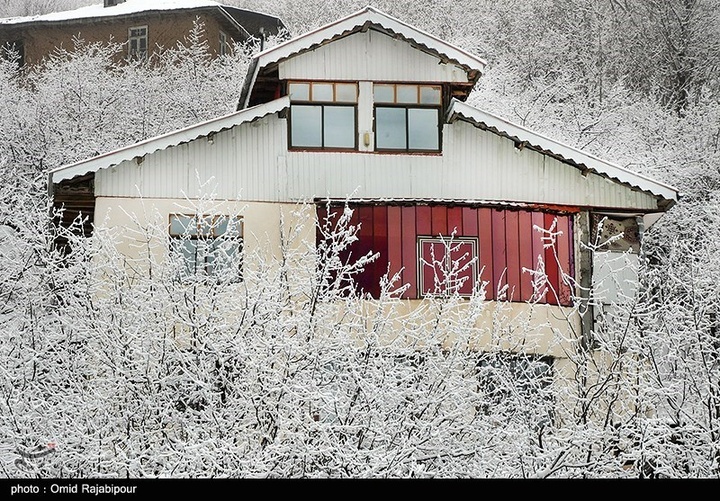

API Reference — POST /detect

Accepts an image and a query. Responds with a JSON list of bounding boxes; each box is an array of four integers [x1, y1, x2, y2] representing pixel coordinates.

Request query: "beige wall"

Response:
[[94, 196, 582, 360]]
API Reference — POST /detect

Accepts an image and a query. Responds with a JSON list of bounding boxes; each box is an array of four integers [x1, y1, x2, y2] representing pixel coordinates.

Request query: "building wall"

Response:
[[278, 29, 472, 84], [94, 113, 662, 211], [2, 11, 236, 65], [318, 203, 575, 305], [93, 195, 582, 360]]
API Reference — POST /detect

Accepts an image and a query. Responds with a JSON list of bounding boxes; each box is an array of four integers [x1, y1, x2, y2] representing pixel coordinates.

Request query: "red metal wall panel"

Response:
[[518, 210, 534, 302], [387, 206, 403, 293], [357, 206, 376, 297], [491, 209, 507, 300], [447, 206, 464, 236], [431, 205, 448, 236], [478, 208, 494, 300], [543, 213, 560, 306], [316, 203, 574, 305], [555, 215, 572, 306], [416, 205, 432, 235], [531, 211, 546, 303], [401, 206, 418, 299], [505, 210, 521, 302]]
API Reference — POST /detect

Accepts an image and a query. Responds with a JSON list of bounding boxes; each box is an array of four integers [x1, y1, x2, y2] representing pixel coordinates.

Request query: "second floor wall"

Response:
[[93, 110, 662, 212]]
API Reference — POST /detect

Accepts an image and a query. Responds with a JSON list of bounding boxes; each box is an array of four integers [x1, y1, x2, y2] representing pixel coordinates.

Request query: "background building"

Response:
[[0, 0, 285, 66]]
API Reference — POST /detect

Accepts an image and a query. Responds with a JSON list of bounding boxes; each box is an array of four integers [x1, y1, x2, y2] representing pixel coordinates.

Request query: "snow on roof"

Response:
[[0, 0, 258, 25], [447, 99, 679, 204], [50, 96, 290, 183]]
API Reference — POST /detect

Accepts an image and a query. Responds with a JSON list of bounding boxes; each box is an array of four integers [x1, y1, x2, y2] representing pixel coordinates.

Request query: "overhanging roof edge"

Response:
[[447, 99, 679, 204], [51, 96, 290, 183]]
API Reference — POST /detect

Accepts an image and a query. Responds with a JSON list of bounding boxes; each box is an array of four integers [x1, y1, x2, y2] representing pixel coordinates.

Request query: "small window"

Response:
[[219, 31, 229, 56], [418, 236, 478, 297], [374, 83, 442, 152], [128, 26, 148, 60], [169, 214, 243, 281], [288, 81, 358, 150]]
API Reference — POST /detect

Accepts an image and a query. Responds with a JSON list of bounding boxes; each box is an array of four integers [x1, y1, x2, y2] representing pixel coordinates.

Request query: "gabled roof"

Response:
[[239, 6, 487, 109], [447, 99, 679, 207], [50, 96, 289, 184]]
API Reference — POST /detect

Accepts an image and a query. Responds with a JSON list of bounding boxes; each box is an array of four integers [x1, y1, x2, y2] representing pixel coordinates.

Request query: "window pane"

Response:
[[324, 106, 355, 148], [312, 83, 333, 101], [450, 241, 477, 296], [374, 84, 394, 103], [420, 86, 441, 104], [198, 216, 212, 237], [288, 82, 310, 101], [420, 240, 448, 295], [419, 237, 477, 296], [375, 107, 406, 149], [408, 108, 439, 150], [291, 105, 322, 147], [397, 85, 418, 104], [335, 83, 357, 103], [170, 215, 195, 236], [214, 216, 229, 236], [214, 217, 243, 238], [174, 239, 199, 275]]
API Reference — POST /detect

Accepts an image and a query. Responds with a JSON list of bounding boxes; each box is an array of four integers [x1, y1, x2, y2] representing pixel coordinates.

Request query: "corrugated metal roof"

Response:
[[50, 96, 290, 183], [447, 99, 679, 205], [239, 6, 487, 109]]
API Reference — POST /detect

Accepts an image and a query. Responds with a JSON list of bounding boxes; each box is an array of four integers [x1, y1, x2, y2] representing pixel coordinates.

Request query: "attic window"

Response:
[[128, 26, 148, 60], [374, 83, 442, 152], [288, 81, 358, 150]]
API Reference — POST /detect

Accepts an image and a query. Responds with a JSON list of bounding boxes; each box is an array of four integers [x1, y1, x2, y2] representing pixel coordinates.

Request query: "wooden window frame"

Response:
[[374, 83, 443, 153], [219, 31, 229, 56], [288, 81, 359, 151]]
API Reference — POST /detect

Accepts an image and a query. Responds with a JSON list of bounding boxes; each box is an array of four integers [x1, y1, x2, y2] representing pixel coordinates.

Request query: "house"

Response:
[[49, 7, 678, 376], [0, 0, 285, 67]]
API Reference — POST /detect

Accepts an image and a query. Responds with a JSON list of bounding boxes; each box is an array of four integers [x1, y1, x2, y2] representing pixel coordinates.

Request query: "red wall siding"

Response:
[[401, 206, 418, 298], [478, 208, 494, 300], [318, 203, 576, 306], [518, 210, 534, 302]]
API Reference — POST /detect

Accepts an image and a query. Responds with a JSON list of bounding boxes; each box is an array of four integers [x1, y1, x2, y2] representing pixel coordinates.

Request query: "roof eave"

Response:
[[239, 6, 486, 110], [51, 96, 290, 183], [447, 99, 680, 207]]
